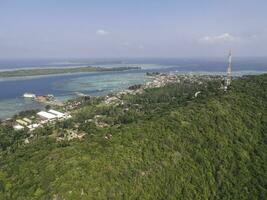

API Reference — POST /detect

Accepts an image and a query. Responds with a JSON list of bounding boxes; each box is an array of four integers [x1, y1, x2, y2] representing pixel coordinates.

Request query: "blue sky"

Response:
[[0, 0, 267, 58]]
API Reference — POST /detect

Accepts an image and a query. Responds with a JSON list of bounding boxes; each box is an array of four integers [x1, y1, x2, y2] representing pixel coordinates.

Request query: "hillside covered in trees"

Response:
[[0, 74, 266, 199]]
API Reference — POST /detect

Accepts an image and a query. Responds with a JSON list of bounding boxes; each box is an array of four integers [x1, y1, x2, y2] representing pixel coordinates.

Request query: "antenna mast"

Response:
[[226, 50, 232, 86]]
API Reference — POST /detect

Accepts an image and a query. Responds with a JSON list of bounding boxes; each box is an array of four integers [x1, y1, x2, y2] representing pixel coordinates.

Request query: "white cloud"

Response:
[[199, 33, 239, 44], [96, 29, 109, 36]]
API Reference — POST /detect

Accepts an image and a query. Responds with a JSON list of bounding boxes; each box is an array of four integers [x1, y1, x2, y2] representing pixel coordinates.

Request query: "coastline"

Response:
[[0, 66, 141, 78], [0, 69, 266, 120], [0, 72, 224, 122]]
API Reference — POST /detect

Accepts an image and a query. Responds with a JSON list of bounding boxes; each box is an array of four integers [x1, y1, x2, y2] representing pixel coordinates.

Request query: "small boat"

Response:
[[23, 93, 36, 98]]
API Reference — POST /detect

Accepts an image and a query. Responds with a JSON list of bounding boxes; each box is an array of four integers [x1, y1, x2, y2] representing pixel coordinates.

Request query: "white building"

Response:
[[23, 118, 32, 124], [13, 124, 24, 131], [27, 123, 40, 130], [48, 109, 65, 118], [16, 119, 28, 126], [37, 111, 57, 120]]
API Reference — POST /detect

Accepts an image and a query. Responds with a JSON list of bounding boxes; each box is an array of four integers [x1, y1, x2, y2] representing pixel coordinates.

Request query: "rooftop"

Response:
[[37, 111, 57, 120]]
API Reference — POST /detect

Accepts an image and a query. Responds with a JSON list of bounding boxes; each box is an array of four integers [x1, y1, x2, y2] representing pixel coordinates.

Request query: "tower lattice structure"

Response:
[[226, 50, 232, 86]]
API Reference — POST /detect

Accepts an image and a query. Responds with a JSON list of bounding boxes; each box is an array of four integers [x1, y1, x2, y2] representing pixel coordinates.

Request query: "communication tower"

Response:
[[226, 50, 232, 86]]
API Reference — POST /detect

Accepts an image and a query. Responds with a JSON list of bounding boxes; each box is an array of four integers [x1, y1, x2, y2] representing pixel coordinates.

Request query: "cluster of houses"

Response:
[[102, 74, 180, 106], [13, 109, 71, 131], [13, 73, 224, 131], [62, 100, 84, 111], [144, 74, 180, 88], [101, 73, 225, 107], [56, 129, 86, 142], [13, 118, 39, 131], [144, 73, 228, 90]]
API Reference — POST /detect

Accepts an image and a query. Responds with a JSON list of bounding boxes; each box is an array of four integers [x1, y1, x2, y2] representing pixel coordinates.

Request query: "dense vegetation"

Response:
[[0, 74, 266, 199], [0, 66, 140, 77]]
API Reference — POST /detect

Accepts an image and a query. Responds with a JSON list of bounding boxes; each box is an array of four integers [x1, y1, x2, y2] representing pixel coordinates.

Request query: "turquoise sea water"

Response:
[[0, 59, 266, 119], [0, 68, 152, 119]]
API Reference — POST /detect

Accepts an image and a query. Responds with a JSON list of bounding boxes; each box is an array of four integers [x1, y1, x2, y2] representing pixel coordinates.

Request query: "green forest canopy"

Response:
[[0, 74, 266, 199]]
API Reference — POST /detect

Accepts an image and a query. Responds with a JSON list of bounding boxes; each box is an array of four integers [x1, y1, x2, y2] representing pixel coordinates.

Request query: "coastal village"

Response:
[[8, 71, 228, 145], [6, 52, 233, 142], [102, 72, 225, 106]]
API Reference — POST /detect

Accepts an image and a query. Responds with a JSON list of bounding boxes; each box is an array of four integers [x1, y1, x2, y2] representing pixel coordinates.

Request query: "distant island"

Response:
[[0, 66, 141, 77]]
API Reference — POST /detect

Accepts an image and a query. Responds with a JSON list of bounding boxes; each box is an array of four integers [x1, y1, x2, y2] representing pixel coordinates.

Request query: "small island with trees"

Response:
[[0, 66, 141, 77]]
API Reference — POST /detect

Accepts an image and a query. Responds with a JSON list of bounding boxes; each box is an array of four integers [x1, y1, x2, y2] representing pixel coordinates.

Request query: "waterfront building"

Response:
[[37, 111, 57, 120]]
